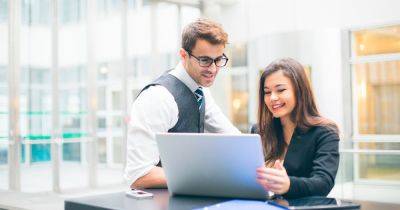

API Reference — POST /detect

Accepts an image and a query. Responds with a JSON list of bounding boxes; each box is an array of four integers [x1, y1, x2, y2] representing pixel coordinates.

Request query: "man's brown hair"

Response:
[[181, 18, 228, 52]]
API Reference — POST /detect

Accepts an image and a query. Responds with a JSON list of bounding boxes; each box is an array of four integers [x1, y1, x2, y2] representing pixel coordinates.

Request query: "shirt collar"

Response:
[[169, 62, 201, 93]]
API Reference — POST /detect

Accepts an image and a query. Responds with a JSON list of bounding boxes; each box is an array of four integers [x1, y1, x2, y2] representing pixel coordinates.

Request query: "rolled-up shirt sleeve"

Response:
[[124, 85, 178, 186]]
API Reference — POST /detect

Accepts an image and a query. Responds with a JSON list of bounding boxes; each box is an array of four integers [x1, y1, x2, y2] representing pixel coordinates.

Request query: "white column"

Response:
[[106, 89, 112, 165], [150, 1, 160, 77], [121, 0, 128, 169], [341, 30, 353, 148], [50, 0, 61, 193], [177, 4, 182, 50], [8, 0, 21, 191], [86, 0, 98, 188], [24, 141, 30, 166]]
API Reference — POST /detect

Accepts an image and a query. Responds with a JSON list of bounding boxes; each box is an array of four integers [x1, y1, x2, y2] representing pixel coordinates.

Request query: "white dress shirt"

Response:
[[124, 62, 240, 185]]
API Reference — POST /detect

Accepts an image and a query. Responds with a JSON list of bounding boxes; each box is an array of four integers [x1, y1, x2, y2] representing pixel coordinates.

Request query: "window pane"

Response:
[[62, 142, 81, 161], [357, 143, 400, 181], [231, 73, 249, 132], [157, 3, 178, 54], [20, 0, 52, 192], [0, 0, 7, 23], [20, 69, 52, 153], [98, 86, 106, 110], [94, 0, 124, 185], [227, 43, 248, 67], [128, 5, 151, 56], [21, 0, 50, 25], [30, 143, 50, 162], [98, 137, 106, 163], [112, 90, 121, 110], [353, 25, 400, 56], [359, 154, 400, 181], [355, 61, 400, 134], [60, 0, 85, 24], [96, 0, 122, 61], [97, 0, 120, 17], [58, 0, 89, 189], [127, 0, 135, 9], [112, 137, 122, 163], [112, 115, 122, 129]]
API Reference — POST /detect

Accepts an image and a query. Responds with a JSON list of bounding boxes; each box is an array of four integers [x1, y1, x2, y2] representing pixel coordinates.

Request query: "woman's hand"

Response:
[[256, 160, 290, 195]]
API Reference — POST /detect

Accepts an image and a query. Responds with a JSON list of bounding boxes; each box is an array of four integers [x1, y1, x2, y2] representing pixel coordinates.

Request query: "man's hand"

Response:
[[131, 167, 167, 189], [256, 160, 290, 195]]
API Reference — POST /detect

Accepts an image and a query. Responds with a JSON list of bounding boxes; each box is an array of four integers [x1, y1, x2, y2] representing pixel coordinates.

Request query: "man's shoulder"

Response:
[[136, 85, 174, 104], [131, 84, 178, 119]]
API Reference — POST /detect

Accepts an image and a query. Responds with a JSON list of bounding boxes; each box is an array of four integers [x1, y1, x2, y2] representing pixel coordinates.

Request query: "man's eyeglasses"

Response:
[[187, 51, 229, 67]]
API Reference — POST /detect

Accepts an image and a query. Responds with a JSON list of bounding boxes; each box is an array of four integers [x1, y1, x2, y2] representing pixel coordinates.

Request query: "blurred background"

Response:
[[0, 0, 399, 209]]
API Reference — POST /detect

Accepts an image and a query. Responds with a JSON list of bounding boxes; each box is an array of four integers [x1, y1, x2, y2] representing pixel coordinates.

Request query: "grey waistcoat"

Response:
[[139, 73, 205, 133], [139, 73, 205, 167]]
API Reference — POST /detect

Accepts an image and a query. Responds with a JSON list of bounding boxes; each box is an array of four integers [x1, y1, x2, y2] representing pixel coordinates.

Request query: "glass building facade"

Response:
[[0, 0, 201, 192]]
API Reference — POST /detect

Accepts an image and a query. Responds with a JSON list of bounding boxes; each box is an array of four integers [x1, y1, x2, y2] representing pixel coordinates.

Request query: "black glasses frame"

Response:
[[187, 51, 229, 67]]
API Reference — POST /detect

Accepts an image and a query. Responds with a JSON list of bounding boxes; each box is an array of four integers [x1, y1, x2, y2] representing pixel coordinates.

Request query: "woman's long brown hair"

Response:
[[257, 58, 338, 164]]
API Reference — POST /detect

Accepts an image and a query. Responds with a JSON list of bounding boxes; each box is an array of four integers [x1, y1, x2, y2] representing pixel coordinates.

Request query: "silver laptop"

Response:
[[155, 133, 269, 200]]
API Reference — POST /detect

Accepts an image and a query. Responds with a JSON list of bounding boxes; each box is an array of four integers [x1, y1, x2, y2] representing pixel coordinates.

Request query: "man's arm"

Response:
[[124, 85, 178, 188], [131, 167, 167, 189]]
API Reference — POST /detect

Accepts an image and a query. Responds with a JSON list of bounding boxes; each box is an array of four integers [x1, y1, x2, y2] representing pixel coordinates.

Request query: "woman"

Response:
[[255, 58, 339, 199]]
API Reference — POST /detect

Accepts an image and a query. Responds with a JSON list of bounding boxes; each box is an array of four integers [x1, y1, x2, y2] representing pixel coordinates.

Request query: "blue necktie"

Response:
[[194, 87, 204, 110]]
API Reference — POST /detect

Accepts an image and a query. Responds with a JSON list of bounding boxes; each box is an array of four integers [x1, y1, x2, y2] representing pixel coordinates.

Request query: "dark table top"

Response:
[[64, 189, 400, 210]]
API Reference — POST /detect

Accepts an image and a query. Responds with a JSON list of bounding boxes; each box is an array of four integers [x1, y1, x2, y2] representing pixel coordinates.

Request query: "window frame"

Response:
[[345, 23, 400, 186]]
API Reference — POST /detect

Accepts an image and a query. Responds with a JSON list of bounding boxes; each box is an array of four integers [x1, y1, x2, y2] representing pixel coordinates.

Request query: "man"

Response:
[[124, 18, 240, 189]]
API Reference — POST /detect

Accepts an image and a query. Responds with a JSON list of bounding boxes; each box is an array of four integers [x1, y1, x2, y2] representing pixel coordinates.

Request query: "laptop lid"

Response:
[[156, 133, 268, 200]]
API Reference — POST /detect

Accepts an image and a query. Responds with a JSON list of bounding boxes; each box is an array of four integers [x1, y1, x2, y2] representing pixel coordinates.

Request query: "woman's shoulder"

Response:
[[298, 123, 339, 141], [312, 124, 338, 134], [307, 124, 340, 144]]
